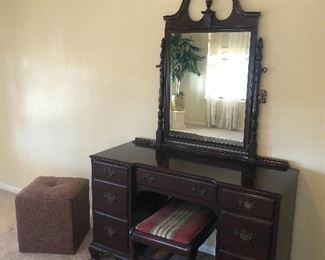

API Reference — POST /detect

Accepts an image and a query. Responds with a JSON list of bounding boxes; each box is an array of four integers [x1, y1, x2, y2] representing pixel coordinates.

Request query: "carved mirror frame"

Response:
[[155, 0, 266, 161]]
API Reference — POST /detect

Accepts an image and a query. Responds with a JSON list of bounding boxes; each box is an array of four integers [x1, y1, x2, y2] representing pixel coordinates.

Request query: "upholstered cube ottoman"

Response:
[[15, 176, 90, 254]]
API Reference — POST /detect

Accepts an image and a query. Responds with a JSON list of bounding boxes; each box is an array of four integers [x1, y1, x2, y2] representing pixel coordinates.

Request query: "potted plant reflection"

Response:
[[170, 33, 204, 111]]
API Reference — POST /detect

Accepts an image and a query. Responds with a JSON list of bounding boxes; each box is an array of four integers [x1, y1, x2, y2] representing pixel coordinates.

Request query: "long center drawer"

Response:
[[136, 168, 217, 202]]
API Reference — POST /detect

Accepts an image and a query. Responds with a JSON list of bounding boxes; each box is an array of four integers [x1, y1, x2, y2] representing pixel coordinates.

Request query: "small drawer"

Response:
[[93, 180, 128, 219], [137, 168, 217, 202], [220, 212, 272, 260], [93, 213, 128, 254], [222, 189, 275, 219], [92, 161, 127, 184]]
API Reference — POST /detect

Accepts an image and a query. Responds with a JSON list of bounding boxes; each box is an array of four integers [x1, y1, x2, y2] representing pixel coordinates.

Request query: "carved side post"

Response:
[[156, 38, 166, 144], [249, 38, 264, 158]]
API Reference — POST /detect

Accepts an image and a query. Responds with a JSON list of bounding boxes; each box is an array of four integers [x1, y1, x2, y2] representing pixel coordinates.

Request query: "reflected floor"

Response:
[[172, 123, 244, 143]]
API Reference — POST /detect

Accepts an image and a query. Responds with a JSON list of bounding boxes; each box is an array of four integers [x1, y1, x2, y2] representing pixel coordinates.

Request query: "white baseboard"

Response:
[[0, 182, 22, 194], [185, 120, 206, 127]]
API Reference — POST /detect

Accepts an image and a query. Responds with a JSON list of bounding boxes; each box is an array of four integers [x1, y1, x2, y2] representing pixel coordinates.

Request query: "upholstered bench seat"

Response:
[[15, 176, 90, 254], [135, 199, 214, 244]]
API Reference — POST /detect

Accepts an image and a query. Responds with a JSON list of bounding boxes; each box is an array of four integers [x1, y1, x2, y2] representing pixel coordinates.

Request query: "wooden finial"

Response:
[[206, 0, 213, 10]]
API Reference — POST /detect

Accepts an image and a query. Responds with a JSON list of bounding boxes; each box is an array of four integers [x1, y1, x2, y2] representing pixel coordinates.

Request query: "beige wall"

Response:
[[0, 1, 324, 259]]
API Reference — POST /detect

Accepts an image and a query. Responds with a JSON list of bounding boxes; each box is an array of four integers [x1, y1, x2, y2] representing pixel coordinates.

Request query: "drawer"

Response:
[[219, 250, 250, 260], [93, 161, 127, 184], [219, 212, 273, 260], [219, 249, 260, 260], [136, 168, 217, 202], [93, 179, 128, 219], [93, 213, 128, 254], [222, 189, 275, 219]]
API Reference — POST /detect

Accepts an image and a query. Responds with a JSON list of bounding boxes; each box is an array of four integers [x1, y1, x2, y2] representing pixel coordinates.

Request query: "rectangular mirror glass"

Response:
[[169, 31, 251, 146]]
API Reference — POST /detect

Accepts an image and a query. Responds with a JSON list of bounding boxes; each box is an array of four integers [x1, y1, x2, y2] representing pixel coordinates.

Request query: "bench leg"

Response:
[[89, 247, 100, 260]]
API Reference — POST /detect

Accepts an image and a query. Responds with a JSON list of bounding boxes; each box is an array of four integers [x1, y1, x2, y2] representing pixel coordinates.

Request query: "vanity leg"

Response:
[[129, 236, 136, 260], [187, 249, 198, 260]]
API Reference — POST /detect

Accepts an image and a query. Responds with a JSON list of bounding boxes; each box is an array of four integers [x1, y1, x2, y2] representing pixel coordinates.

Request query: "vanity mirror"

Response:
[[169, 31, 251, 145], [155, 0, 267, 161]]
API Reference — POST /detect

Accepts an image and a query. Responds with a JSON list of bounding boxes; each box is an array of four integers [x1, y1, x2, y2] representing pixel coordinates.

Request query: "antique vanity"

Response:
[[89, 1, 298, 259]]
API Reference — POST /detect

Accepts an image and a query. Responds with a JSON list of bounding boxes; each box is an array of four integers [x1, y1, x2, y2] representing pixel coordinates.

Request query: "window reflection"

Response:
[[169, 32, 251, 144]]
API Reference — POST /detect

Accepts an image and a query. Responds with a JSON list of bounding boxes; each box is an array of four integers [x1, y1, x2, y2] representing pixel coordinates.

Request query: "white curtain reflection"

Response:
[[207, 100, 246, 131], [205, 32, 250, 131]]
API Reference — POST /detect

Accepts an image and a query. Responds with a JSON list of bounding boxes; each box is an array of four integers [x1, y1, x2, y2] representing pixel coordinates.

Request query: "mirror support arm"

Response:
[[156, 38, 166, 144]]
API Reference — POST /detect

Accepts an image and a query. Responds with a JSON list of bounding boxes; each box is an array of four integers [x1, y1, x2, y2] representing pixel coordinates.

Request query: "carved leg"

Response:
[[129, 237, 136, 260], [129, 227, 137, 260], [188, 249, 198, 260], [89, 247, 100, 260]]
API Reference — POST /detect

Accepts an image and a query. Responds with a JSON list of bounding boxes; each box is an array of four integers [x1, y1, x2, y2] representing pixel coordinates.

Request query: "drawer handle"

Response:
[[104, 167, 116, 178], [192, 185, 207, 197], [238, 198, 256, 210], [104, 192, 116, 205], [143, 175, 155, 185], [104, 225, 117, 239], [234, 229, 253, 244]]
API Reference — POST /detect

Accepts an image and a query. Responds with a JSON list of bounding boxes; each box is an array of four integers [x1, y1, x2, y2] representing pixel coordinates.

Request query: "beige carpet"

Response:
[[0, 190, 213, 260]]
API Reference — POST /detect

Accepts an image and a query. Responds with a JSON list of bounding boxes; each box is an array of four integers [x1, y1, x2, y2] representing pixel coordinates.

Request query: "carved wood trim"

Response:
[[90, 156, 131, 168], [134, 138, 289, 171], [163, 0, 260, 31], [247, 37, 263, 158], [156, 38, 166, 144], [256, 156, 289, 171]]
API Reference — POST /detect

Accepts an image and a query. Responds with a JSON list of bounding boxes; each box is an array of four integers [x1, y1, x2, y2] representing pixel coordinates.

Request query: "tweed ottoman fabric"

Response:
[[15, 176, 90, 254], [135, 199, 213, 244]]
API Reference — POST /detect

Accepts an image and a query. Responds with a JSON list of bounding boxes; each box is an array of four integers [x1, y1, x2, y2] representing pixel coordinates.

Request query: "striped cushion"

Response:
[[135, 199, 213, 244]]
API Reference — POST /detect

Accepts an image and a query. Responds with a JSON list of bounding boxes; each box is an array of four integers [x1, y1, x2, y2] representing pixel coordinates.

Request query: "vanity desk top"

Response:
[[92, 141, 298, 196]]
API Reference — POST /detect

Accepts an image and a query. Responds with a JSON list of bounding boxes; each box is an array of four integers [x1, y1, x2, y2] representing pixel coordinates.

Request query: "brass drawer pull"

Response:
[[104, 225, 117, 239], [104, 167, 116, 178], [234, 229, 253, 244], [104, 192, 117, 205], [192, 184, 207, 197], [143, 175, 155, 185], [238, 198, 256, 210]]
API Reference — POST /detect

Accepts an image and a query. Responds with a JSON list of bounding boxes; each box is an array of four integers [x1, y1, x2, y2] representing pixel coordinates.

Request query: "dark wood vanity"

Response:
[[89, 142, 298, 260], [89, 1, 298, 259]]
